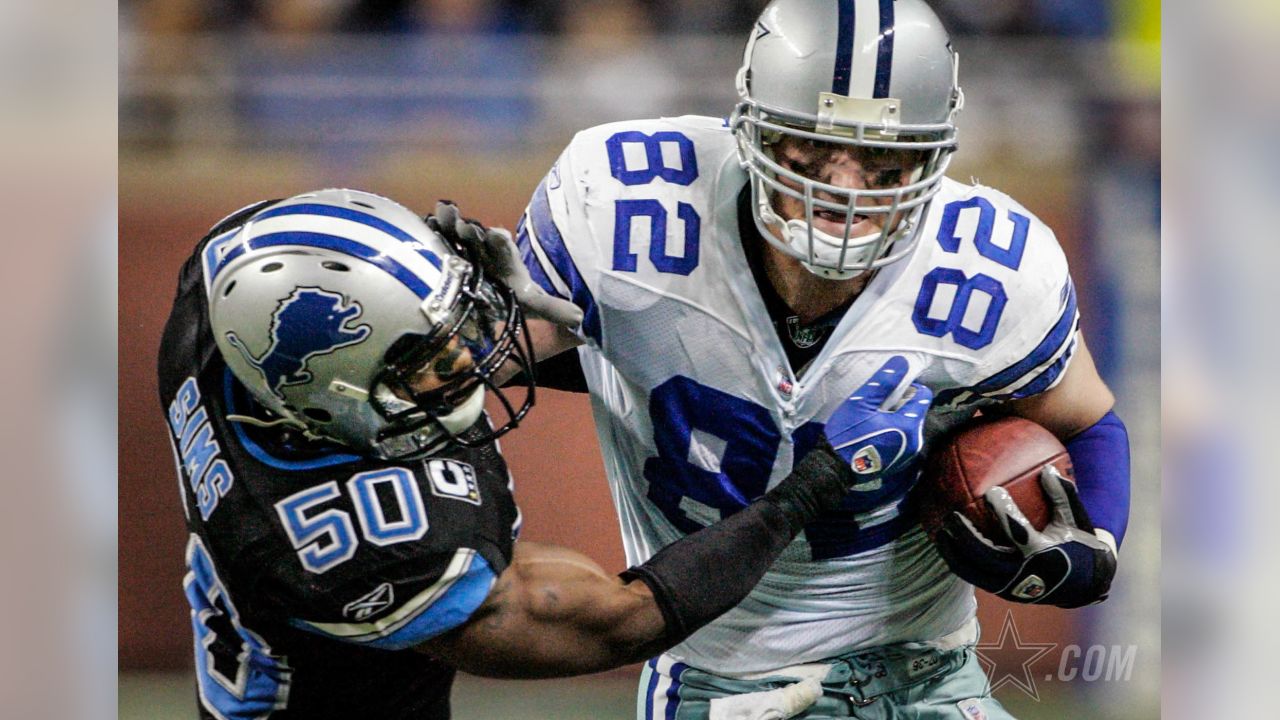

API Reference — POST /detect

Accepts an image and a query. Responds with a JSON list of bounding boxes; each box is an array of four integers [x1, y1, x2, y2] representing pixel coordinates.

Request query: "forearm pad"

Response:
[[620, 441, 855, 646]]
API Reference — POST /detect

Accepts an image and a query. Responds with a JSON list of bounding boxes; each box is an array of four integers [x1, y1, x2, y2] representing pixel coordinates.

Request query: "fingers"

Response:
[[936, 512, 1019, 581], [850, 356, 912, 410], [1038, 464, 1080, 529], [1039, 465, 1097, 534], [983, 486, 1048, 554], [521, 293, 584, 327], [431, 201, 494, 253], [480, 227, 518, 269], [433, 201, 461, 235], [895, 382, 933, 420], [454, 219, 486, 246]]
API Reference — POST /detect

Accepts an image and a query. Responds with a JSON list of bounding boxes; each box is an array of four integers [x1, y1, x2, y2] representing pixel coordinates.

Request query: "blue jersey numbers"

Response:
[[607, 131, 702, 276], [643, 376, 919, 560], [185, 535, 290, 718], [275, 468, 428, 574], [911, 196, 1031, 349], [643, 377, 778, 534]]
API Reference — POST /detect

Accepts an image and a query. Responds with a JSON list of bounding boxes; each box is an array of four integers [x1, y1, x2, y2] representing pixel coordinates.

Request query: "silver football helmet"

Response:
[[732, 0, 964, 279], [206, 189, 534, 460]]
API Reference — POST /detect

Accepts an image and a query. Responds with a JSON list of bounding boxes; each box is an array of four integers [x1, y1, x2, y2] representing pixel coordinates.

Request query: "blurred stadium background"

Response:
[[119, 1, 1159, 717]]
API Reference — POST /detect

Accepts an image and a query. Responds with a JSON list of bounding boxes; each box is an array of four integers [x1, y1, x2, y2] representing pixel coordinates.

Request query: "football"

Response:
[[917, 416, 1073, 542]]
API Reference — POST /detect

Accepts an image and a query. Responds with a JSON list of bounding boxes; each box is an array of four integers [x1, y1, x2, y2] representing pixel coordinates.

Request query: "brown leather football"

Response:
[[918, 416, 1072, 542]]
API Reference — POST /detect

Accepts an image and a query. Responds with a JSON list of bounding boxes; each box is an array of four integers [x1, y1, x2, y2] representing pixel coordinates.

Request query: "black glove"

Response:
[[934, 465, 1117, 608]]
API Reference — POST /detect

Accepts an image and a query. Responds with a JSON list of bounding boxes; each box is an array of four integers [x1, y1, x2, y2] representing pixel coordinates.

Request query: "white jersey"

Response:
[[517, 115, 1078, 673]]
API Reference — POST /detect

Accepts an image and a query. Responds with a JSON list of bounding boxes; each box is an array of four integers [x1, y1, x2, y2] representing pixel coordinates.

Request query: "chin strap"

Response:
[[225, 413, 328, 442], [435, 385, 487, 436]]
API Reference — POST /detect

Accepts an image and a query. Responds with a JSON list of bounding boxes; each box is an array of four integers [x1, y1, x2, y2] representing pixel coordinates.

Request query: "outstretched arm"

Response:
[[418, 541, 664, 678], [417, 440, 856, 677], [419, 356, 934, 678]]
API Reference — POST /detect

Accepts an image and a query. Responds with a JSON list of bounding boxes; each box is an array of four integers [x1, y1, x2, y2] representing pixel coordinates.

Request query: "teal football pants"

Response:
[[636, 629, 1013, 720]]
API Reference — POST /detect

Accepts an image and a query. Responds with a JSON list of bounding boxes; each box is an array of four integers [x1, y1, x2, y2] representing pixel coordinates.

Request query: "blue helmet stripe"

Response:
[[252, 203, 444, 269], [203, 227, 247, 285], [832, 0, 855, 95], [249, 231, 434, 298], [874, 0, 895, 98]]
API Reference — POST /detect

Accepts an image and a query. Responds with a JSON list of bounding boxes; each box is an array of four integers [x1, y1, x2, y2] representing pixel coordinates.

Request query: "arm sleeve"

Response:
[[619, 442, 855, 646], [1065, 410, 1131, 547], [501, 344, 589, 393]]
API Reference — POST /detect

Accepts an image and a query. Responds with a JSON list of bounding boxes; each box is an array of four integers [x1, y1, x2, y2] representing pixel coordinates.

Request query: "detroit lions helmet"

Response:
[[205, 189, 534, 460], [732, 0, 964, 279]]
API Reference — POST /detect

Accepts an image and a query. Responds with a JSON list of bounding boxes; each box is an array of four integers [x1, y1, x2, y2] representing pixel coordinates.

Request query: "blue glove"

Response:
[[823, 356, 933, 482], [934, 465, 1117, 608]]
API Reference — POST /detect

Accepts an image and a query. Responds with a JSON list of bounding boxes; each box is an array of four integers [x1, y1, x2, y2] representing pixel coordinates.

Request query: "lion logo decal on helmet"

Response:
[[224, 287, 372, 399]]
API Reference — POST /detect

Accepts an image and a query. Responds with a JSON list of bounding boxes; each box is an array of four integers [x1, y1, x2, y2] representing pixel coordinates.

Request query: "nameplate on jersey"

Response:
[[425, 459, 481, 506]]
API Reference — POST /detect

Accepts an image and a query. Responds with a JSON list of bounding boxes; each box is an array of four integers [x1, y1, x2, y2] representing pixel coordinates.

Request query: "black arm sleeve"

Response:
[[620, 441, 854, 646], [504, 347, 589, 393]]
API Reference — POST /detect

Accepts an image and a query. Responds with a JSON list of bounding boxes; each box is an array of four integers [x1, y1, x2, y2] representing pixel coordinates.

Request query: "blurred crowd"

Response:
[[125, 0, 1118, 38], [121, 0, 1155, 159]]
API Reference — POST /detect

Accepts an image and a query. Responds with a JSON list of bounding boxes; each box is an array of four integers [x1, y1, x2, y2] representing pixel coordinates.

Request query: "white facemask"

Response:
[[757, 195, 915, 280]]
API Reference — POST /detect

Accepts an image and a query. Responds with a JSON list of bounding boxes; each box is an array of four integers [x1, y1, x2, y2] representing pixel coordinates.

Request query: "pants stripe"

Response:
[[664, 662, 688, 720], [648, 656, 676, 720], [642, 658, 660, 720]]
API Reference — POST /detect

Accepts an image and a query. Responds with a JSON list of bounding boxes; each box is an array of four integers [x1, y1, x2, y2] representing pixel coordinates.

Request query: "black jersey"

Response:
[[158, 204, 521, 720]]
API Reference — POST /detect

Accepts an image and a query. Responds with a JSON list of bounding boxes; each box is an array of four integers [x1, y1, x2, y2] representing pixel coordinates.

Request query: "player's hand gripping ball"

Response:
[[923, 422, 1117, 608], [918, 416, 1070, 540], [428, 201, 584, 330], [823, 356, 933, 480]]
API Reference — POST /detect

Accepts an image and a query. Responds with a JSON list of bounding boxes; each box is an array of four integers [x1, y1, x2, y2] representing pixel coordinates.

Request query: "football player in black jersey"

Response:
[[160, 189, 929, 719]]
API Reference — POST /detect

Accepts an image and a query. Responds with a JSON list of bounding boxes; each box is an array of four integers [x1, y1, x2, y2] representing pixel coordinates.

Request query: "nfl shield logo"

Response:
[[851, 446, 882, 475], [1011, 575, 1047, 600], [776, 366, 793, 398]]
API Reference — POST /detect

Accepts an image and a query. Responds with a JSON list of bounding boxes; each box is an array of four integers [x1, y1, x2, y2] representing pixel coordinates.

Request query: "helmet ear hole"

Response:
[[322, 261, 350, 272], [222, 280, 237, 297], [302, 408, 333, 423], [261, 262, 284, 273]]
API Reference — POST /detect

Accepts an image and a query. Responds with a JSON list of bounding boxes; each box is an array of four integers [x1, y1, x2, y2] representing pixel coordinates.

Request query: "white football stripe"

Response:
[[297, 548, 479, 641], [848, 0, 884, 98]]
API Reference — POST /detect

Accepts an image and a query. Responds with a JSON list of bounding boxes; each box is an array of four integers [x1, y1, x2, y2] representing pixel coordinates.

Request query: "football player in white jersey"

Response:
[[436, 1, 1130, 718]]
